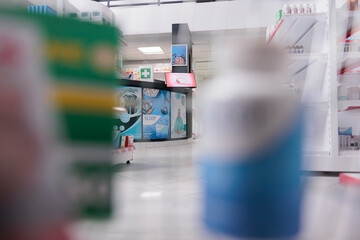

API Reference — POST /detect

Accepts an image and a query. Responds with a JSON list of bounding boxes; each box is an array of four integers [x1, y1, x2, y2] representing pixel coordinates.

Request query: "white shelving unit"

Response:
[[335, 8, 360, 170], [268, 13, 327, 47], [267, 0, 360, 171]]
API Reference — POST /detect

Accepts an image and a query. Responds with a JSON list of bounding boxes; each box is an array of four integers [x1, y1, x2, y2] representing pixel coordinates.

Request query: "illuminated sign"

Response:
[[165, 73, 196, 88]]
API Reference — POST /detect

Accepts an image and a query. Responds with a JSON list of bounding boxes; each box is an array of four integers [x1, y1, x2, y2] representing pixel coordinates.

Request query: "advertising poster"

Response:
[[171, 92, 187, 139], [171, 44, 187, 66], [143, 88, 170, 139], [165, 73, 196, 88], [114, 87, 142, 140], [124, 66, 140, 80]]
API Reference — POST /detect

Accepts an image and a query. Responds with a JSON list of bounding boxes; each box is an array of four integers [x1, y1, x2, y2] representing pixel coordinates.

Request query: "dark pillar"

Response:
[[172, 23, 193, 139]]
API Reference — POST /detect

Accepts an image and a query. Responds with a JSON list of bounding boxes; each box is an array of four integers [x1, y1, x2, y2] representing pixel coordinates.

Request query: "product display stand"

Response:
[[112, 146, 136, 164]]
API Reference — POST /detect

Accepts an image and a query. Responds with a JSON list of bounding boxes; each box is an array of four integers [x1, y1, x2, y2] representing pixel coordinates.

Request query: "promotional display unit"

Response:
[[118, 79, 192, 141]]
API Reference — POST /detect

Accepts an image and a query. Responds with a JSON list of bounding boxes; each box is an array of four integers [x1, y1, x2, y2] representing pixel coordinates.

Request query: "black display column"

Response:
[[172, 23, 193, 139]]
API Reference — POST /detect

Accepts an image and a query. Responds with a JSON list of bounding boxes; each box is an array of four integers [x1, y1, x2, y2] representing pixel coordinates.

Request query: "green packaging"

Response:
[[275, 10, 283, 24], [0, 8, 121, 220]]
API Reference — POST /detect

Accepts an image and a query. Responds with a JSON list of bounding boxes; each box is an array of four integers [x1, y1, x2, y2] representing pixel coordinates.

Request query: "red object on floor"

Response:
[[339, 173, 360, 186], [4, 222, 70, 240]]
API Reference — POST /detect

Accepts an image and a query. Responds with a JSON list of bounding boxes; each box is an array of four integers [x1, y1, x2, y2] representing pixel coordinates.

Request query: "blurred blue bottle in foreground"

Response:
[[201, 43, 303, 239]]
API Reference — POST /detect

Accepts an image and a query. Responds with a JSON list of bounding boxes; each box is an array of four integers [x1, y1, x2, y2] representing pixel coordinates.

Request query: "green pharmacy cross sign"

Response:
[[140, 68, 151, 79]]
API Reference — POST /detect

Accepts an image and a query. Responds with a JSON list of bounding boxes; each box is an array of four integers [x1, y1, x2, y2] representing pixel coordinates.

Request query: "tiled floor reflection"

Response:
[[71, 142, 216, 240], [70, 142, 356, 240]]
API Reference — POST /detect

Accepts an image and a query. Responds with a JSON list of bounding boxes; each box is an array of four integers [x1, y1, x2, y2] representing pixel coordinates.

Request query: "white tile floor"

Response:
[[70, 142, 360, 240]]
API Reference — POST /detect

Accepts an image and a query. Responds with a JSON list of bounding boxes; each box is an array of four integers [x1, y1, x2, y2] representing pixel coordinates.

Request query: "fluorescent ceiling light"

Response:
[[138, 46, 164, 55], [140, 191, 162, 199], [113, 107, 127, 112]]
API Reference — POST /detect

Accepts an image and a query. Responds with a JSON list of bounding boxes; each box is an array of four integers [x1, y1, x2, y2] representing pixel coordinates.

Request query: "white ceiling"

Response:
[[123, 41, 172, 61], [122, 28, 265, 81], [122, 40, 213, 62], [122, 28, 265, 63]]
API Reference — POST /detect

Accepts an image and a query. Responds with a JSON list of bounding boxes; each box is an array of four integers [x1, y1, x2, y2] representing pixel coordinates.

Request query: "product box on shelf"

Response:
[[121, 136, 127, 148], [79, 11, 91, 21], [348, 87, 360, 100], [339, 127, 353, 149], [68, 12, 79, 19], [91, 11, 102, 23], [275, 10, 283, 24], [113, 130, 121, 149], [127, 136, 134, 147], [346, 0, 358, 11], [339, 127, 353, 135], [125, 136, 130, 147], [27, 5, 57, 16], [338, 85, 360, 101], [338, 86, 348, 101], [352, 136, 360, 148]]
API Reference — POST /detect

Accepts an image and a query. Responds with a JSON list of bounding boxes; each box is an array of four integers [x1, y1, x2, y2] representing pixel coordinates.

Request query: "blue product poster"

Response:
[[114, 87, 142, 139], [171, 92, 187, 139], [143, 88, 170, 139]]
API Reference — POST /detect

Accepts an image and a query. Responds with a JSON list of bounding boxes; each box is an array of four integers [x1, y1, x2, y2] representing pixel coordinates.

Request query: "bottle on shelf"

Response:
[[289, 4, 294, 14], [339, 127, 353, 150], [283, 3, 290, 14], [310, 3, 316, 13], [292, 4, 299, 14], [298, 3, 305, 14], [287, 45, 304, 54], [300, 45, 304, 54], [290, 46, 296, 54], [305, 3, 312, 13]]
